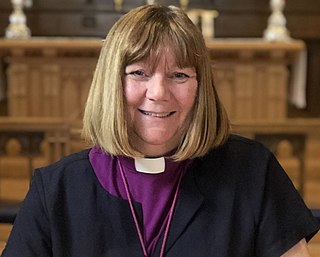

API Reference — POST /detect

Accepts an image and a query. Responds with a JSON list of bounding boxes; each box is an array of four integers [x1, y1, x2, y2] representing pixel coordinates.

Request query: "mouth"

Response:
[[139, 109, 175, 118]]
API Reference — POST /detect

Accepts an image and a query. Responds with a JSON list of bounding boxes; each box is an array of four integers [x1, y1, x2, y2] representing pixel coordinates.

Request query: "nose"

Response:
[[145, 74, 170, 101]]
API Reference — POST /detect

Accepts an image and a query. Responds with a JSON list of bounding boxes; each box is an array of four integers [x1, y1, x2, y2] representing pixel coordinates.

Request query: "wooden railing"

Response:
[[0, 117, 71, 204]]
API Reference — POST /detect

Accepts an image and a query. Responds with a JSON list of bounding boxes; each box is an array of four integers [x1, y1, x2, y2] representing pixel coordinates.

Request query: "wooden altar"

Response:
[[0, 37, 319, 209], [0, 38, 101, 118], [0, 37, 305, 121]]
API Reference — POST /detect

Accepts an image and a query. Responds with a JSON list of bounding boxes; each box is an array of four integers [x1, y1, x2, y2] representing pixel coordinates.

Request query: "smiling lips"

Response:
[[139, 109, 175, 118]]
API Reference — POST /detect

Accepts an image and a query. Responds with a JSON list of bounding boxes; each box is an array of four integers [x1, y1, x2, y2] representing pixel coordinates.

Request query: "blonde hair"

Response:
[[82, 4, 230, 161]]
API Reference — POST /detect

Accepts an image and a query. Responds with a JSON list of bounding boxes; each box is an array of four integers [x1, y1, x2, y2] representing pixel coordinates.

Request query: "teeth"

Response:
[[142, 111, 173, 118]]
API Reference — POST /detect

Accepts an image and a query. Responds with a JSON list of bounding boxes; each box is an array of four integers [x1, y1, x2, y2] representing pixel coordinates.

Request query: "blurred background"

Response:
[[0, 0, 319, 254]]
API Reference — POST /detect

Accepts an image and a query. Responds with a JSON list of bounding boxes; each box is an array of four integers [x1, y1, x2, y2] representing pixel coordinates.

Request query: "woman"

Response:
[[2, 4, 319, 257]]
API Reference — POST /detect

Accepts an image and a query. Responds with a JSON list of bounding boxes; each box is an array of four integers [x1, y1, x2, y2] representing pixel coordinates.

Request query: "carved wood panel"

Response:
[[6, 57, 95, 118], [0, 118, 71, 202], [0, 0, 319, 116]]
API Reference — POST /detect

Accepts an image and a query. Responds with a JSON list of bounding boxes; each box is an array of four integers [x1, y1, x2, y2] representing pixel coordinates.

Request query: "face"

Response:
[[124, 47, 198, 157]]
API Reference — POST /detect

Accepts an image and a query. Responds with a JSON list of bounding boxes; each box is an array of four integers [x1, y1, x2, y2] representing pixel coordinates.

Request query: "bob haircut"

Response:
[[82, 4, 230, 161]]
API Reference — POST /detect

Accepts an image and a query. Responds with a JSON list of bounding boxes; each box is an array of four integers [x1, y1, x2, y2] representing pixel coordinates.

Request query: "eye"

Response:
[[128, 70, 145, 77], [125, 70, 149, 81], [174, 72, 189, 79], [170, 72, 191, 83]]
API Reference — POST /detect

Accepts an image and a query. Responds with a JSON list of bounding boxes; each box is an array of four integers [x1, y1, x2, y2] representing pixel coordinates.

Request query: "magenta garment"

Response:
[[89, 146, 192, 256]]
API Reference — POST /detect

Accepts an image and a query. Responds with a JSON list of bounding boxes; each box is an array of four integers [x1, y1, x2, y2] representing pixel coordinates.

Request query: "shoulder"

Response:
[[29, 148, 102, 210], [220, 134, 270, 157], [191, 134, 273, 189], [197, 134, 272, 173], [37, 149, 91, 172], [191, 134, 276, 207], [32, 149, 93, 187]]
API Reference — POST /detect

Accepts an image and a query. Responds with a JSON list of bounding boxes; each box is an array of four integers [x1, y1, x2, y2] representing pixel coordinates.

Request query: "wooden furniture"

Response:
[[0, 117, 70, 203], [0, 38, 101, 118], [0, 38, 305, 122], [0, 0, 319, 117], [207, 39, 305, 121], [0, 117, 71, 225]]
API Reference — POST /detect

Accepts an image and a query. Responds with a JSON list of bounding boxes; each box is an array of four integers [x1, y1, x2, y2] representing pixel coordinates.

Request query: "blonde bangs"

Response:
[[122, 5, 202, 70]]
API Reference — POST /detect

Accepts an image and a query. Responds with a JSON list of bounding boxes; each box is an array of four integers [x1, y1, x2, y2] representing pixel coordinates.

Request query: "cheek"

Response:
[[124, 81, 144, 106], [178, 84, 198, 111]]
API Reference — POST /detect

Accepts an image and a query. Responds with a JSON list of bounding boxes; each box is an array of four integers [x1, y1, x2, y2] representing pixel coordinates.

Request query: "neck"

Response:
[[130, 134, 180, 158]]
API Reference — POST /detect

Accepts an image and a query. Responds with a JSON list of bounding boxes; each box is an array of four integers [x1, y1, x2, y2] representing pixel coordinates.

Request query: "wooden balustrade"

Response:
[[0, 117, 71, 203]]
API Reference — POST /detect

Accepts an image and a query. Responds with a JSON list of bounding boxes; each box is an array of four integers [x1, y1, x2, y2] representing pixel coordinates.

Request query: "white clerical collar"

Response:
[[134, 157, 165, 174]]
